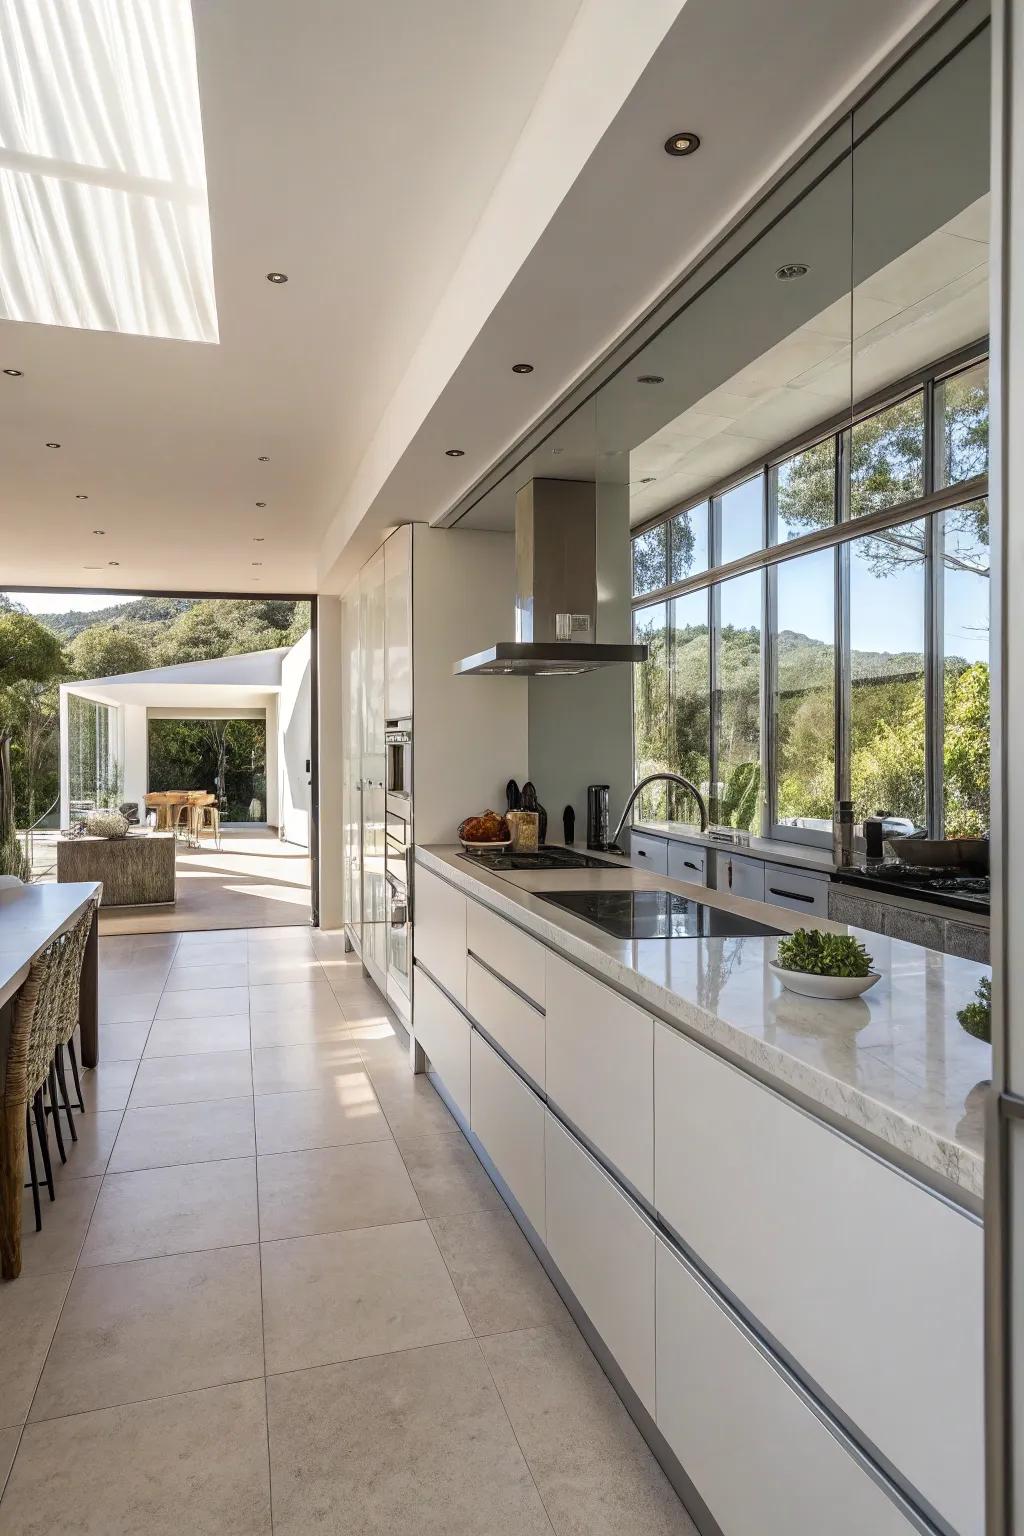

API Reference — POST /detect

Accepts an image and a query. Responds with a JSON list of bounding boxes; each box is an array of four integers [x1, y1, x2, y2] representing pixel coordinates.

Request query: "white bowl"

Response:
[[460, 837, 513, 853], [769, 963, 881, 1000]]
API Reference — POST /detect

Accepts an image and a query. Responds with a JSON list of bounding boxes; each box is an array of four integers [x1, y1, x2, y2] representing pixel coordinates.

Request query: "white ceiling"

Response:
[[1, 0, 961, 597]]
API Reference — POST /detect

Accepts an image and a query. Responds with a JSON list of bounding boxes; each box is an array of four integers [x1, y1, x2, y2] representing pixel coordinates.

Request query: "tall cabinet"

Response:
[[341, 522, 527, 1013]]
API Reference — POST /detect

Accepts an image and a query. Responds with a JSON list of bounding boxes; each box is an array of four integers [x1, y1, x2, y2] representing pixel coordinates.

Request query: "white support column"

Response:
[[317, 596, 344, 930], [120, 704, 148, 822], [58, 685, 70, 828]]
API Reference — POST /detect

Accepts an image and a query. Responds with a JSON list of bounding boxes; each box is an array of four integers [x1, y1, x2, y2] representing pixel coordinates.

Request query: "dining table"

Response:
[[0, 881, 101, 1279]]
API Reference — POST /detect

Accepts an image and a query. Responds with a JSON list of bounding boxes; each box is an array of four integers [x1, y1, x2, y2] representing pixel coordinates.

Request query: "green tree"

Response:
[[0, 612, 68, 832], [70, 623, 149, 679], [157, 599, 298, 665]]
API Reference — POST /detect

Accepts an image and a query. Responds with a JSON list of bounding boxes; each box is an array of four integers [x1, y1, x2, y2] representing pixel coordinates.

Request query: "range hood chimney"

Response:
[[453, 478, 648, 676]]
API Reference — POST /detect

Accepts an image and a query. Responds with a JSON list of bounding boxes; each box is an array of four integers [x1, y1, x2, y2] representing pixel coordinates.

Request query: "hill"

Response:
[[33, 596, 196, 641]]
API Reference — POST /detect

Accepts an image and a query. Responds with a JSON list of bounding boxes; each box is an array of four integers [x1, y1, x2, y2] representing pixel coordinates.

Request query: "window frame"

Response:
[[630, 345, 989, 844]]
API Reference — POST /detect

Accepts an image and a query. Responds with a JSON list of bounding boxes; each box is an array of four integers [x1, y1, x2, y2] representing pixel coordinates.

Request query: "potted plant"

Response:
[[957, 976, 991, 1043], [771, 928, 880, 1000]]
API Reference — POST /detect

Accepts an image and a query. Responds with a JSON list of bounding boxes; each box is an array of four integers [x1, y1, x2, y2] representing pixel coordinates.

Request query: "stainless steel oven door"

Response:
[[385, 870, 411, 997], [385, 723, 412, 799]]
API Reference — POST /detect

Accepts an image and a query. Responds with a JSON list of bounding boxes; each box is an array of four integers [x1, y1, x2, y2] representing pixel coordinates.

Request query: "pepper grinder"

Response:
[[562, 805, 575, 846]]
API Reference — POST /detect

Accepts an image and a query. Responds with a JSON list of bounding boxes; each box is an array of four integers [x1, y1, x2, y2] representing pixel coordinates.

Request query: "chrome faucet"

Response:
[[609, 772, 709, 852]]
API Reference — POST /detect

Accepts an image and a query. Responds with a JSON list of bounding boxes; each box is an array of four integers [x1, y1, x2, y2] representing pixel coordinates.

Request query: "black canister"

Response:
[[587, 784, 610, 850], [562, 805, 575, 845], [864, 812, 887, 863]]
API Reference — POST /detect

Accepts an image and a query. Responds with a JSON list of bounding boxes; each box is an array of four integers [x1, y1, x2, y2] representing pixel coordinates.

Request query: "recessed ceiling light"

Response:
[[258, 455, 270, 462], [3, 368, 22, 377], [776, 263, 809, 281], [266, 271, 288, 284], [512, 363, 534, 374], [92, 529, 105, 535], [251, 561, 263, 567], [46, 441, 60, 448], [255, 501, 267, 508], [76, 493, 88, 500], [637, 375, 664, 385], [664, 131, 700, 157], [108, 560, 120, 566], [445, 448, 465, 457], [253, 536, 265, 542]]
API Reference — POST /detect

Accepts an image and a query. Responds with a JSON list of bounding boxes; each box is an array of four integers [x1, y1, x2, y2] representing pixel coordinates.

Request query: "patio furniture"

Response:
[[0, 883, 100, 1280], [191, 793, 221, 848], [51, 893, 100, 1148], [144, 792, 173, 830], [57, 833, 175, 906], [118, 802, 141, 826]]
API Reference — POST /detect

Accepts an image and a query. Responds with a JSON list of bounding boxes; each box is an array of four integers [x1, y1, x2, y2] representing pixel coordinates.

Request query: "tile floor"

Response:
[[0, 924, 695, 1534]]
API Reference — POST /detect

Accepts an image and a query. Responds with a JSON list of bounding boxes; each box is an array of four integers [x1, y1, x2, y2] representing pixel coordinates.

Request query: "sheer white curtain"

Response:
[[0, 0, 218, 342]]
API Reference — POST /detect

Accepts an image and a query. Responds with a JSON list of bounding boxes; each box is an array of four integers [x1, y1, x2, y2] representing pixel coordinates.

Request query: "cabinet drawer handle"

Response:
[[769, 886, 816, 904], [637, 849, 648, 858], [683, 859, 699, 871]]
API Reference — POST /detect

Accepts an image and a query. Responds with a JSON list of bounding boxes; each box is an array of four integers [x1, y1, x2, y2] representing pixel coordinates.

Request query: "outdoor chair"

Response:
[[192, 794, 221, 848]]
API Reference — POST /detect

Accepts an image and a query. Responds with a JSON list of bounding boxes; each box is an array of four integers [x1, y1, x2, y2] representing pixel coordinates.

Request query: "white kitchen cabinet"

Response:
[[762, 861, 829, 916], [383, 523, 412, 722], [470, 1031, 546, 1235], [341, 583, 362, 938], [466, 899, 545, 1009], [653, 1022, 983, 1536], [545, 952, 653, 1200], [359, 547, 387, 982], [629, 830, 669, 874], [413, 865, 467, 1005], [414, 967, 471, 1124], [666, 838, 707, 886], [545, 1113, 656, 1415], [467, 955, 545, 1089], [655, 1238, 917, 1536], [716, 849, 765, 902]]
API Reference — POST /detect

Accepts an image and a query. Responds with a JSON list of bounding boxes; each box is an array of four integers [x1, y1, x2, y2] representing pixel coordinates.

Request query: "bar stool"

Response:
[[193, 794, 220, 849], [51, 895, 99, 1147]]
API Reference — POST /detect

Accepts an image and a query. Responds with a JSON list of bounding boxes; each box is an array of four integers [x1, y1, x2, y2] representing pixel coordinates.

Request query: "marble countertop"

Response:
[[418, 846, 991, 1203]]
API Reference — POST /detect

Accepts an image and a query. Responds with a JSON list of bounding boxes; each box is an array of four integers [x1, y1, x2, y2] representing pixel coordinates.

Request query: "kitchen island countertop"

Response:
[[417, 844, 990, 1204]]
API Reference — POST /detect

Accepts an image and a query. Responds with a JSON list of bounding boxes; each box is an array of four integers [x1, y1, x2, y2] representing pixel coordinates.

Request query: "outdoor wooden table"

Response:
[[0, 882, 100, 1279]]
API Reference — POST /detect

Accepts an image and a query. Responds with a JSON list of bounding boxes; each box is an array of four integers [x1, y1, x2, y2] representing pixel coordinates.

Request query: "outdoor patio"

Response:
[[24, 826, 312, 934]]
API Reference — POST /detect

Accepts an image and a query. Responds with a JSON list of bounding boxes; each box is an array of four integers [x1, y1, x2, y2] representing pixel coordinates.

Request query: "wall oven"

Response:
[[385, 719, 412, 799], [384, 726, 412, 1000]]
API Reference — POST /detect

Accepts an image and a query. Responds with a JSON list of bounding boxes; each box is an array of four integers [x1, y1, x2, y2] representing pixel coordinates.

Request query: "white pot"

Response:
[[769, 963, 881, 1000]]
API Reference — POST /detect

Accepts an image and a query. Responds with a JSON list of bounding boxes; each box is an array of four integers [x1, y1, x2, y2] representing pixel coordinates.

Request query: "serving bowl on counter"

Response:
[[460, 837, 513, 854], [769, 963, 881, 1000]]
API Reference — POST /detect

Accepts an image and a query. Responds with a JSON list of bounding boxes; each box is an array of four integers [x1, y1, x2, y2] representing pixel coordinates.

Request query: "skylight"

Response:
[[0, 0, 218, 343]]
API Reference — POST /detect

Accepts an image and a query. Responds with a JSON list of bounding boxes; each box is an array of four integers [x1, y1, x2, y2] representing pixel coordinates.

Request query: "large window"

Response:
[[631, 355, 990, 842]]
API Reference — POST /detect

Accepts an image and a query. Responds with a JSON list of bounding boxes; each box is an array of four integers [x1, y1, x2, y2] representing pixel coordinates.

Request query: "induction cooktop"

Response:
[[538, 889, 786, 941]]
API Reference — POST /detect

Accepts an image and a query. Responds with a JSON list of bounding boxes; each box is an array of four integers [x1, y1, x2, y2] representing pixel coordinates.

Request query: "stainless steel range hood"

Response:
[[453, 478, 648, 677]]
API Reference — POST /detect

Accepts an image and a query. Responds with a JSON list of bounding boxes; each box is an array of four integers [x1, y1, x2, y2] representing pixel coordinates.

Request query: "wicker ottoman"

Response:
[[57, 834, 176, 907]]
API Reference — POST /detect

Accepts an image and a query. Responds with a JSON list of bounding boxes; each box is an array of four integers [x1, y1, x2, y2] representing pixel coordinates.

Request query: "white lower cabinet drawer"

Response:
[[629, 831, 669, 874], [467, 955, 545, 1088], [545, 954, 653, 1200], [762, 862, 830, 916], [654, 1023, 983, 1536], [467, 899, 545, 1009], [413, 865, 467, 1003], [655, 1238, 917, 1536], [544, 1113, 655, 1416], [414, 968, 470, 1123], [470, 1031, 545, 1236]]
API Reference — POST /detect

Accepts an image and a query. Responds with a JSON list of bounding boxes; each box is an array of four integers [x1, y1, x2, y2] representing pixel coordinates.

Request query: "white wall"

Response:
[[265, 695, 280, 827], [121, 703, 148, 821], [317, 597, 344, 928], [278, 631, 312, 848]]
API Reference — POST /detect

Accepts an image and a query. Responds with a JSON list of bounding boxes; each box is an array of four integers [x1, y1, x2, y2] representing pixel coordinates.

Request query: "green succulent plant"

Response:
[[957, 975, 991, 1043], [775, 928, 874, 978]]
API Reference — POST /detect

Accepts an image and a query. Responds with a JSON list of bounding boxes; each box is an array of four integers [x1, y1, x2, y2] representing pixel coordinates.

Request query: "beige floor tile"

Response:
[[128, 1049, 252, 1108], [371, 1071, 461, 1147], [31, 1246, 264, 1422], [251, 1040, 365, 1096], [257, 1141, 421, 1242], [100, 964, 172, 997], [480, 1324, 697, 1534], [400, 1130, 504, 1217], [109, 1098, 255, 1172], [332, 983, 394, 1023], [0, 1270, 73, 1428], [96, 1021, 150, 1061], [171, 940, 248, 969], [80, 1059, 138, 1112], [163, 962, 249, 993], [247, 955, 325, 986], [179, 928, 252, 949], [19, 1178, 101, 1277], [53, 1109, 121, 1181], [98, 992, 161, 1025], [248, 980, 340, 1015], [81, 1158, 258, 1266], [155, 986, 250, 1020], [261, 1222, 471, 1374], [248, 1011, 358, 1048], [144, 1015, 251, 1057], [429, 1206, 566, 1336], [0, 1429, 18, 1498], [0, 1379, 271, 1536], [254, 1083, 390, 1155], [267, 1340, 552, 1536]]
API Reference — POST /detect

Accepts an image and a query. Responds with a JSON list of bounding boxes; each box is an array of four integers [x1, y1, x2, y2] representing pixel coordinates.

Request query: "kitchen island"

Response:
[[412, 843, 987, 1536]]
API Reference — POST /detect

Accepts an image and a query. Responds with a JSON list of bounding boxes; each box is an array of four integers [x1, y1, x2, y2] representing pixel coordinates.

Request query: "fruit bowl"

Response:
[[459, 837, 513, 853]]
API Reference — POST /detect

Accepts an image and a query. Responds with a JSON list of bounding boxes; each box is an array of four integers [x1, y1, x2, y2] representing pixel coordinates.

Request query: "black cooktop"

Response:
[[459, 847, 615, 871], [833, 864, 990, 915], [538, 889, 785, 941]]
